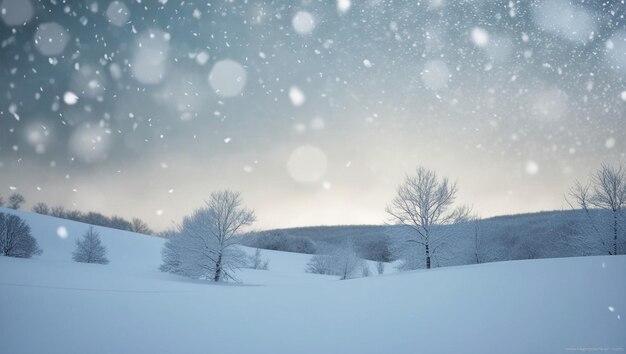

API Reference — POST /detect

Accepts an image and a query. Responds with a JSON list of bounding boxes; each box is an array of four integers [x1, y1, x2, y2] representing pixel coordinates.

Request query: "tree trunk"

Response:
[[213, 252, 222, 282], [425, 242, 431, 269], [613, 210, 618, 256], [475, 231, 480, 264]]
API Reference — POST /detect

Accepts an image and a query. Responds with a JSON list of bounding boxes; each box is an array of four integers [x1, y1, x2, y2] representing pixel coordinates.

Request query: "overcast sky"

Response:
[[0, 0, 625, 231]]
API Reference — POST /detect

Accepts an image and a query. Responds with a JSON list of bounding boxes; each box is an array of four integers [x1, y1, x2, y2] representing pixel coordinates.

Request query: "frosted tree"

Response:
[[335, 241, 365, 280], [160, 190, 255, 282], [72, 227, 109, 264], [0, 212, 42, 258], [567, 163, 626, 255], [386, 166, 470, 269], [7, 193, 25, 210], [0, 196, 4, 207], [361, 263, 370, 277], [306, 240, 365, 280]]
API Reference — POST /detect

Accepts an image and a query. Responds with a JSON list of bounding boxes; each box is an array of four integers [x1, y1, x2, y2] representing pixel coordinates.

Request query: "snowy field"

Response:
[[1, 208, 624, 354]]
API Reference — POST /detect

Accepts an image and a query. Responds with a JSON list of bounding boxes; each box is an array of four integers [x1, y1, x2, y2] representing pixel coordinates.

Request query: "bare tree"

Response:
[[72, 227, 109, 264], [0, 212, 42, 258], [306, 253, 336, 275], [7, 193, 25, 210], [567, 163, 626, 255], [0, 196, 4, 207], [160, 190, 256, 282], [32, 202, 50, 215], [130, 217, 153, 235], [386, 166, 470, 269], [108, 216, 132, 231], [50, 206, 66, 218]]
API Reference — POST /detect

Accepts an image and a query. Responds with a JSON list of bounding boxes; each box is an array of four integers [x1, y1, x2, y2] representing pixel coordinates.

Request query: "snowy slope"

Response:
[[0, 209, 625, 354], [0, 207, 336, 285]]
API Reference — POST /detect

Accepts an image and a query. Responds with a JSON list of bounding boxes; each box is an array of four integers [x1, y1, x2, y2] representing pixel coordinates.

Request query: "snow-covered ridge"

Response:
[[248, 208, 624, 265], [0, 208, 625, 354]]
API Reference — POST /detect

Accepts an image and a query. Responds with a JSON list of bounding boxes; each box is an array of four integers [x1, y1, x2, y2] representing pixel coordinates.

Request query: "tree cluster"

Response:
[[567, 163, 626, 256], [31, 203, 153, 236], [0, 193, 26, 210], [0, 212, 41, 258], [306, 241, 365, 280], [242, 230, 317, 254]]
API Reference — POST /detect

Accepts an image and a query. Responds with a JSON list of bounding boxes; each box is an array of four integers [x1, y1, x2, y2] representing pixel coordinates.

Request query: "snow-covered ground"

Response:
[[1, 208, 624, 354]]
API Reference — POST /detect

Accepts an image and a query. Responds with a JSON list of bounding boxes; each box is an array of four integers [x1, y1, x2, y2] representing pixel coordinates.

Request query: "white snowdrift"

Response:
[[0, 208, 624, 354]]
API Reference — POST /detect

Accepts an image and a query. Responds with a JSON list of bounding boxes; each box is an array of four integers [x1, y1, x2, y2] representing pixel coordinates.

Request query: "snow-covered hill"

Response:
[[247, 209, 625, 264], [0, 208, 624, 354], [0, 207, 336, 286]]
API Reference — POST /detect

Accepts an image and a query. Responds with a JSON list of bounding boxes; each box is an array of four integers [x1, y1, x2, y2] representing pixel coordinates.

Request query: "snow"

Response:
[[131, 29, 170, 85], [109, 63, 122, 80], [208, 59, 247, 98], [56, 226, 68, 239], [288, 86, 306, 106], [532, 0, 596, 44], [105, 1, 130, 27], [421, 60, 450, 90], [8, 103, 19, 121], [606, 137, 616, 149], [337, 0, 351, 14], [525, 160, 540, 176], [292, 11, 316, 35], [195, 51, 209, 66], [470, 27, 489, 47], [1, 0, 623, 234], [63, 91, 78, 105], [68, 123, 111, 163], [0, 0, 33, 26], [24, 122, 49, 154], [609, 34, 626, 75], [287, 145, 328, 183], [1, 209, 625, 353], [33, 22, 69, 56], [310, 117, 325, 130]]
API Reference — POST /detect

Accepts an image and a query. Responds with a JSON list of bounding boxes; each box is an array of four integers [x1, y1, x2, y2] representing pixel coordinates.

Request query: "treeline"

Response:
[[0, 193, 155, 236], [241, 226, 392, 262], [0, 209, 108, 265], [243, 209, 624, 265]]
